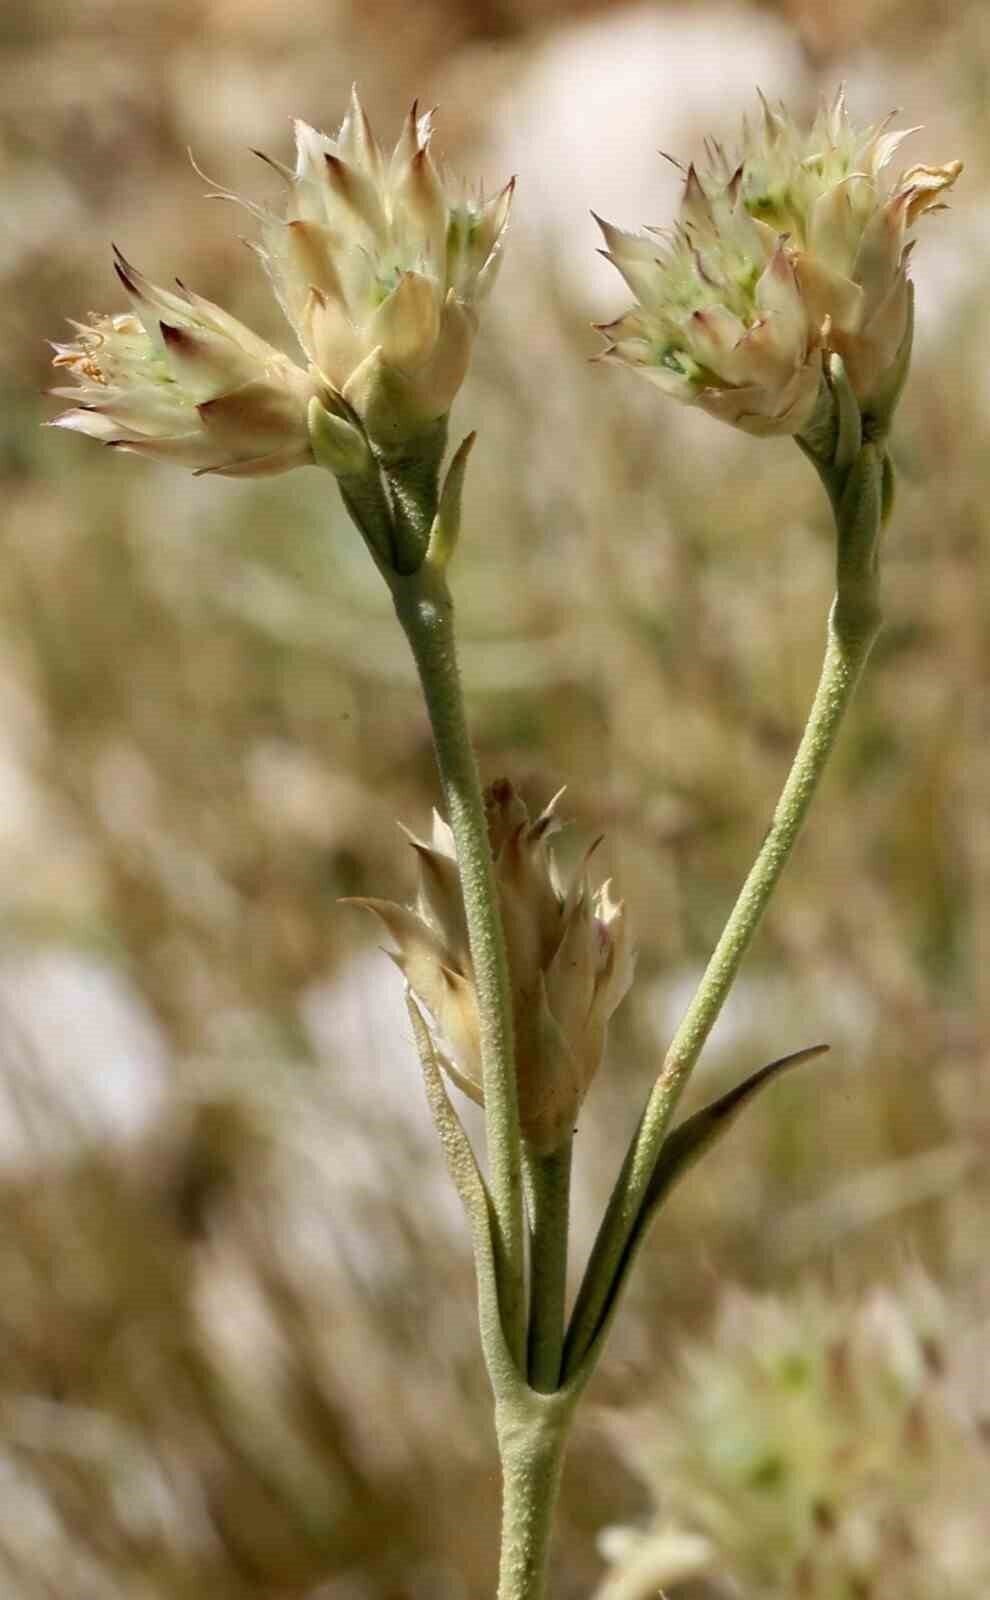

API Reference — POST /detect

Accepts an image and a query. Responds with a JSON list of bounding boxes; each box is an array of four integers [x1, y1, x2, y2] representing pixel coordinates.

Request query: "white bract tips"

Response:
[[597, 88, 961, 438], [352, 780, 634, 1153]]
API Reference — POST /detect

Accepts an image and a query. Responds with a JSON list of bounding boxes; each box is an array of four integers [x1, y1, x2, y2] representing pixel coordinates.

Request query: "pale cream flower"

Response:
[[600, 1274, 990, 1600], [597, 88, 961, 436], [50, 251, 319, 476], [353, 780, 634, 1153], [251, 88, 513, 447], [50, 89, 511, 473]]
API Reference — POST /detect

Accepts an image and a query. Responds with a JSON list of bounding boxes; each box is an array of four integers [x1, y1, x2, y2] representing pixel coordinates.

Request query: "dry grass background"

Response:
[[0, 0, 987, 1593]]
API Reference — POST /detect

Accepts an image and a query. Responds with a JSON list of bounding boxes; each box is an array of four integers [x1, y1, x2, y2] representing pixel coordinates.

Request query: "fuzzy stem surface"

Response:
[[563, 447, 884, 1377], [496, 1394, 571, 1600], [391, 563, 526, 1371]]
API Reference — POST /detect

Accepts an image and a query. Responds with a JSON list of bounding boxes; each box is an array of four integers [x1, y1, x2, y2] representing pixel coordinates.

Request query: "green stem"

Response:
[[496, 1394, 571, 1600], [376, 417, 449, 573], [563, 446, 884, 1378], [632, 596, 876, 1148], [522, 1140, 572, 1393], [390, 562, 526, 1372]]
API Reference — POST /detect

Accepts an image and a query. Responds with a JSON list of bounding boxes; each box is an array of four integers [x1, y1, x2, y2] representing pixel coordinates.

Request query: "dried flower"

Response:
[[598, 1274, 990, 1600], [253, 88, 513, 447], [597, 88, 961, 437], [353, 781, 634, 1152], [49, 253, 319, 477]]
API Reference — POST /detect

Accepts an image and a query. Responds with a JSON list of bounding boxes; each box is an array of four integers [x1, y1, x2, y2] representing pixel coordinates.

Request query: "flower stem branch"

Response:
[[563, 444, 884, 1378], [390, 561, 527, 1372], [522, 1139, 572, 1393]]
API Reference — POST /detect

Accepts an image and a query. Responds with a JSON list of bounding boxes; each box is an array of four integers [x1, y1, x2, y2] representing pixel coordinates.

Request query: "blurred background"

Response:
[[0, 0, 987, 1594]]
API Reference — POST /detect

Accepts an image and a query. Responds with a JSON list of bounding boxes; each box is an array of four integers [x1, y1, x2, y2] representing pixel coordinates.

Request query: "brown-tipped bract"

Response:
[[597, 88, 960, 437], [50, 255, 319, 476], [354, 781, 634, 1153]]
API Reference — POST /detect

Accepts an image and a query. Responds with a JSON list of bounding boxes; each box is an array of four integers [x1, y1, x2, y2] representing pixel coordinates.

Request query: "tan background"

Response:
[[0, 0, 986, 1593]]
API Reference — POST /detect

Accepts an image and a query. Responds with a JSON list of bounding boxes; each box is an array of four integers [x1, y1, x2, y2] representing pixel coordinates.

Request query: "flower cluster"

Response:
[[597, 1274, 990, 1600], [50, 256, 319, 477], [255, 90, 513, 447], [50, 90, 512, 471], [354, 781, 634, 1153], [597, 88, 960, 436]]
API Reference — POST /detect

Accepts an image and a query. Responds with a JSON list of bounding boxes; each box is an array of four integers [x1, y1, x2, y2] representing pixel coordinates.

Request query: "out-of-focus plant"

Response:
[[47, 86, 960, 1599], [595, 1272, 990, 1599]]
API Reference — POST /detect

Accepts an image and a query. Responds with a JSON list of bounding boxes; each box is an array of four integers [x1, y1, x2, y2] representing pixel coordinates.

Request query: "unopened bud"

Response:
[[350, 781, 635, 1152]]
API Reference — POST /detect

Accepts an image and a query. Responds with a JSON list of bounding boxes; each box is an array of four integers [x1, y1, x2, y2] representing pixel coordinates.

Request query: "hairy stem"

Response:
[[563, 447, 884, 1378], [496, 1394, 571, 1600], [391, 563, 526, 1371]]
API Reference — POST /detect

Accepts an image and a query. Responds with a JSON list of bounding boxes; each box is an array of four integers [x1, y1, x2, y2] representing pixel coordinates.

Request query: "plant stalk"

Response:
[[390, 562, 527, 1371], [563, 446, 884, 1377], [496, 1394, 572, 1600], [522, 1139, 572, 1393]]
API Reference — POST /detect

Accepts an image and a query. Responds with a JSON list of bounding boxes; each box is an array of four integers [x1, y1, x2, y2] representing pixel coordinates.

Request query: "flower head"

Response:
[[597, 88, 961, 437], [354, 781, 634, 1153], [600, 1274, 990, 1600], [254, 88, 513, 447], [50, 251, 319, 476], [49, 90, 511, 474]]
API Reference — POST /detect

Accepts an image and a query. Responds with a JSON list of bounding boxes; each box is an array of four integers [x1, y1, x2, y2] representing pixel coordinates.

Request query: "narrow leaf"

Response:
[[828, 353, 861, 473], [867, 277, 915, 437], [641, 1043, 829, 1214], [425, 430, 475, 572], [562, 1043, 829, 1384], [406, 996, 522, 1391]]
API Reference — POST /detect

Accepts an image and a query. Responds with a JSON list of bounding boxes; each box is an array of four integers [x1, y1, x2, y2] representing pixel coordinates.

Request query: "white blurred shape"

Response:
[[301, 949, 475, 1238], [490, 2, 803, 310], [0, 952, 167, 1168]]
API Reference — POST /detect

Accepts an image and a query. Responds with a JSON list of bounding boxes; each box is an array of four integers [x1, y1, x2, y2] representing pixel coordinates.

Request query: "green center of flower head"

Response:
[[74, 314, 175, 391], [658, 348, 698, 376], [446, 205, 479, 253], [372, 261, 406, 306], [643, 198, 769, 372], [743, 188, 790, 229], [738, 146, 857, 247], [729, 89, 890, 249], [657, 346, 716, 387]]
